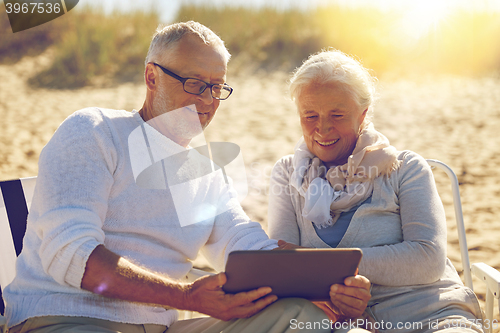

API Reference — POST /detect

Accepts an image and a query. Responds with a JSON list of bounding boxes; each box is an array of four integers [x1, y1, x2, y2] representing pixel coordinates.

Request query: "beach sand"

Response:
[[1, 53, 499, 328]]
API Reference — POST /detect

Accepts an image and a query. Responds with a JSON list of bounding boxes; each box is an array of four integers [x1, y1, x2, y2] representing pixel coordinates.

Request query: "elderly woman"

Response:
[[268, 50, 483, 332]]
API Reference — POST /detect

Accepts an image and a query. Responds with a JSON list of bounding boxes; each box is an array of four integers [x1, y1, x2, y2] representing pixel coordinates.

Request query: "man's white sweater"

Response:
[[4, 108, 277, 328]]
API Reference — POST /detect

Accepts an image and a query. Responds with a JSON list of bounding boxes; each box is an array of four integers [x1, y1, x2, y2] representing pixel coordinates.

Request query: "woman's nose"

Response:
[[316, 118, 332, 136]]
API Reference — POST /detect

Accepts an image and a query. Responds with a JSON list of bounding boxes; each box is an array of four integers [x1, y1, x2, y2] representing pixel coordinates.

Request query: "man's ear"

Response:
[[144, 63, 158, 92]]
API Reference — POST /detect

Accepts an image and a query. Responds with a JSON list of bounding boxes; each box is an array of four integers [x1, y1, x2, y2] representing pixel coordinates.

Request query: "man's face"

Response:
[[150, 34, 227, 144]]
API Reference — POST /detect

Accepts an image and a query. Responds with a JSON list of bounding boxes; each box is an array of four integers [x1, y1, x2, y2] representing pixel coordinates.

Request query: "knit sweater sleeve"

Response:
[[357, 151, 447, 286], [200, 180, 278, 272], [34, 108, 116, 288], [267, 156, 301, 244]]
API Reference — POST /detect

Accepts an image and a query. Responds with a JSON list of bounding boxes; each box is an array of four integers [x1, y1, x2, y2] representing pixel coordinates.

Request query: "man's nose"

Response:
[[198, 87, 214, 105]]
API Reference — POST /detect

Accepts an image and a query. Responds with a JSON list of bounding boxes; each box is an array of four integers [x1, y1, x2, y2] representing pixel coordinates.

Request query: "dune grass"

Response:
[[1, 2, 499, 88], [0, 5, 65, 63], [177, 3, 500, 77], [176, 4, 322, 73], [27, 7, 160, 88], [0, 4, 160, 88]]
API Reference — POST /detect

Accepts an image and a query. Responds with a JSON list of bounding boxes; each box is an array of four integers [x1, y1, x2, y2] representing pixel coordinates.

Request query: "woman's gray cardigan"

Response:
[[268, 150, 482, 331]]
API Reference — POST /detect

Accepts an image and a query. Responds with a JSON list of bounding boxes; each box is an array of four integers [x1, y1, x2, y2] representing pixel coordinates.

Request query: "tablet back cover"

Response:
[[222, 248, 362, 301]]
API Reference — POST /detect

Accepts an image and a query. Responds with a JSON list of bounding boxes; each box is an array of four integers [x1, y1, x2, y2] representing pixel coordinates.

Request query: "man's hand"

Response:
[[183, 272, 278, 321]]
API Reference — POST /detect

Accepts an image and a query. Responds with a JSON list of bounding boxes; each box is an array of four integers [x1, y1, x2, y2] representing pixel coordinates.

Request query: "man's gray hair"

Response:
[[145, 21, 231, 66], [289, 49, 377, 125]]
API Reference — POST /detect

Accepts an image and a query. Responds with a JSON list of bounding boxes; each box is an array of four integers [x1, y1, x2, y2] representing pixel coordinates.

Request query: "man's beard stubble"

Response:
[[150, 90, 205, 144]]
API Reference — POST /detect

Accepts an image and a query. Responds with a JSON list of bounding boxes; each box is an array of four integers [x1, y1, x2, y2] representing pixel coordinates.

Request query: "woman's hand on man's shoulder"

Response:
[[273, 240, 305, 250]]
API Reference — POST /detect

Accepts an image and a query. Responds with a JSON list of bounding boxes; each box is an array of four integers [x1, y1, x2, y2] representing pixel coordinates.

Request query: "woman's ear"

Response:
[[360, 108, 368, 123]]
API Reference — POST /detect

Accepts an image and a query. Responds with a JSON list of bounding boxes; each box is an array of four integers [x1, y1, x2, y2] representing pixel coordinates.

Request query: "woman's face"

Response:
[[297, 82, 367, 167]]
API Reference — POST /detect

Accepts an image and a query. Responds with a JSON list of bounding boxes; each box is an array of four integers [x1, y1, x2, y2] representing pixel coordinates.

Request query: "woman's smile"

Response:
[[316, 139, 339, 147]]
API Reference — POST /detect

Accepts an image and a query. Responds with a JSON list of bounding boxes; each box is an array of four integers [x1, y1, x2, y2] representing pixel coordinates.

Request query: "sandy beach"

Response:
[[1, 53, 499, 328]]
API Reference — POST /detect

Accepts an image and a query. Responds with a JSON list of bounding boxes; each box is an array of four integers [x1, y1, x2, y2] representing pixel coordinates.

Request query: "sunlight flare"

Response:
[[399, 0, 451, 40]]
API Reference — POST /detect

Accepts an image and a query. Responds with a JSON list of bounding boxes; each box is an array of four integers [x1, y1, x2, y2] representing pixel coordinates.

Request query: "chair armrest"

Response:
[[471, 263, 500, 333], [471, 263, 500, 299]]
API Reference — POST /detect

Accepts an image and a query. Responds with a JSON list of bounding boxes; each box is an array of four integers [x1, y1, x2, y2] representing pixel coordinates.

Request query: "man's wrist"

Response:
[[171, 281, 194, 312]]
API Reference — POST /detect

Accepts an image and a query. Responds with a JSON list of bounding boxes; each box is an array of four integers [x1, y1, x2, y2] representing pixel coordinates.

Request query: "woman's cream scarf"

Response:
[[290, 123, 401, 229]]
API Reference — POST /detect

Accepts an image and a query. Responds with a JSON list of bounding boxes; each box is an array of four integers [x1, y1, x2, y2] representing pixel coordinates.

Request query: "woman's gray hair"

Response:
[[289, 49, 377, 125], [145, 21, 231, 66]]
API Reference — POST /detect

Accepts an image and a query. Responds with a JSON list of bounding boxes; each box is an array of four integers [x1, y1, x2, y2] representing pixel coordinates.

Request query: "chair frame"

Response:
[[0, 177, 36, 315], [427, 159, 500, 333], [1, 160, 499, 332], [0, 177, 37, 333]]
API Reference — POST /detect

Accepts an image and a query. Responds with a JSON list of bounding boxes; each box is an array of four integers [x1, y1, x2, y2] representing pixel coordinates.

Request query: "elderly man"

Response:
[[3, 21, 370, 333]]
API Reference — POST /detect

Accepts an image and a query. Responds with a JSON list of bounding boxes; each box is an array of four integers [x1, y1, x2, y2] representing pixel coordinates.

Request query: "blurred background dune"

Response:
[[2, 0, 500, 87], [1, 0, 499, 328]]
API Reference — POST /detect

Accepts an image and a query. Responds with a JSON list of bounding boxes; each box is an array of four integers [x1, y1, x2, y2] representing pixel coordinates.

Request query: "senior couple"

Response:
[[3, 21, 483, 333]]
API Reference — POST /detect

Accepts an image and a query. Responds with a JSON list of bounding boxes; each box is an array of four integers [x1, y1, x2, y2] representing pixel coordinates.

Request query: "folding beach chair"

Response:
[[427, 159, 500, 333], [0, 177, 35, 333], [1, 161, 499, 332], [0, 177, 36, 319]]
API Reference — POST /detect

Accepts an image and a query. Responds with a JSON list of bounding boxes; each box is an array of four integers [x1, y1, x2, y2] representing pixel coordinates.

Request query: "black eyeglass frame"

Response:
[[152, 62, 233, 100]]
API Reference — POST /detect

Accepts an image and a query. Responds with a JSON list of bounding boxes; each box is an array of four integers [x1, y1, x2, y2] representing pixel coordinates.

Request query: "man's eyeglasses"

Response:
[[152, 63, 233, 100]]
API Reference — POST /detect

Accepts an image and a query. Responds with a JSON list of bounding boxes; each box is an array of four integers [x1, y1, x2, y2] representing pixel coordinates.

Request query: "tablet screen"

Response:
[[222, 248, 363, 301]]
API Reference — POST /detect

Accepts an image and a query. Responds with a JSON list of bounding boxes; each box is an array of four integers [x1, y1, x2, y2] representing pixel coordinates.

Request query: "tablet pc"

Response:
[[222, 248, 362, 301]]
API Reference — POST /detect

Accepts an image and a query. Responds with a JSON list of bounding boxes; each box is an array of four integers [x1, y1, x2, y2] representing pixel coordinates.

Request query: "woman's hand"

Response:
[[330, 275, 371, 319], [274, 239, 306, 250], [312, 300, 341, 322], [313, 274, 371, 321]]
